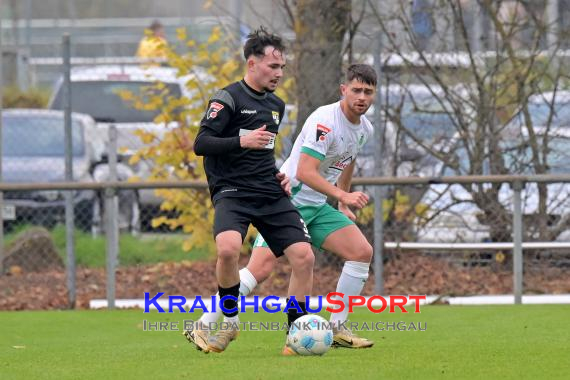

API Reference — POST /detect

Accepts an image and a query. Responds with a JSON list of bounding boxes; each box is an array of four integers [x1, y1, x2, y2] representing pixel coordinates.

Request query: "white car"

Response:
[[417, 125, 570, 244], [358, 84, 462, 179], [521, 91, 570, 128], [48, 65, 204, 231]]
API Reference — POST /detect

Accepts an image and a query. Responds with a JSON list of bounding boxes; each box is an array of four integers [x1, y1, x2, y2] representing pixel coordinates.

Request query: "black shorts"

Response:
[[213, 195, 311, 257]]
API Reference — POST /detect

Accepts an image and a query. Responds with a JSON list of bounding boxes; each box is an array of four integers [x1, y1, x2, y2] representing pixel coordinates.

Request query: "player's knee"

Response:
[[345, 241, 373, 263], [293, 247, 315, 273], [216, 240, 241, 261], [361, 242, 373, 262]]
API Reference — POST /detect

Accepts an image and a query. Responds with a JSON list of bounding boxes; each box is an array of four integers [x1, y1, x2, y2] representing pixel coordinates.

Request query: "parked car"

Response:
[[2, 109, 104, 232], [358, 84, 461, 179], [522, 91, 570, 128], [417, 126, 570, 243], [48, 65, 200, 230]]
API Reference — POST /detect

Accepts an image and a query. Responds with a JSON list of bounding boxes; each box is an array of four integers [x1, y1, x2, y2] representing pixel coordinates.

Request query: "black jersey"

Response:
[[195, 80, 286, 202]]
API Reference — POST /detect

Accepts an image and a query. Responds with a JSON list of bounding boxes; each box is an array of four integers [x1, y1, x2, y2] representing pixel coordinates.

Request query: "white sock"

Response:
[[330, 261, 370, 325], [239, 267, 258, 296], [223, 315, 239, 324], [198, 268, 258, 328]]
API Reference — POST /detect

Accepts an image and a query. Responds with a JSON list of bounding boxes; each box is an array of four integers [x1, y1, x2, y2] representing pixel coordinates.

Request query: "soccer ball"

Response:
[[287, 314, 333, 356]]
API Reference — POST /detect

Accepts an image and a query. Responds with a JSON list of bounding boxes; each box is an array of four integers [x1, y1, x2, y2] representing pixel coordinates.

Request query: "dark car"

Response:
[[48, 65, 199, 231], [2, 109, 104, 232]]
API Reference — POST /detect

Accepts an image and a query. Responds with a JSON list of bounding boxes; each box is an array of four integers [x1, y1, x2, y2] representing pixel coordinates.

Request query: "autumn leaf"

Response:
[[176, 27, 187, 42]]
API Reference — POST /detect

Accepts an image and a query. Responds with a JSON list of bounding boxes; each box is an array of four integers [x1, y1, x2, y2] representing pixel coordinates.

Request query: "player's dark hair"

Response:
[[345, 64, 377, 87], [243, 26, 286, 60]]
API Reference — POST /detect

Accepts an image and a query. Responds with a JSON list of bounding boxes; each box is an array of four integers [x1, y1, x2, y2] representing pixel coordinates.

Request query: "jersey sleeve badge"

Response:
[[316, 124, 331, 142], [207, 102, 224, 119], [272, 111, 280, 125]]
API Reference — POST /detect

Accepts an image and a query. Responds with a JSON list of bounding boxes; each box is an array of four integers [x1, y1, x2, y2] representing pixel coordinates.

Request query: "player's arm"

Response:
[[194, 91, 238, 156], [336, 159, 356, 193], [194, 123, 240, 156], [336, 160, 358, 220], [194, 90, 274, 156], [195, 123, 273, 155], [296, 153, 368, 209]]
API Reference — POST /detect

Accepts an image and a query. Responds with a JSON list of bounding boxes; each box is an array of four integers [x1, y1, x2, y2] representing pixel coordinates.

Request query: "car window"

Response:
[[503, 136, 570, 174], [391, 94, 456, 139], [2, 115, 84, 157], [51, 81, 183, 123], [400, 112, 456, 141], [444, 135, 570, 176], [527, 101, 570, 127], [361, 100, 456, 156]]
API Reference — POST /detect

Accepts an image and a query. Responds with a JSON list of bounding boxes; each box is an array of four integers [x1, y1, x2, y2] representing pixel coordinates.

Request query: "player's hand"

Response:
[[338, 202, 356, 221], [339, 191, 369, 209], [276, 172, 291, 196], [239, 125, 275, 149]]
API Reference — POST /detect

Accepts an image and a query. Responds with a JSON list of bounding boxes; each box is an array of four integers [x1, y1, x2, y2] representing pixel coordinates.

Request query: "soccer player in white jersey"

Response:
[[186, 64, 377, 354]]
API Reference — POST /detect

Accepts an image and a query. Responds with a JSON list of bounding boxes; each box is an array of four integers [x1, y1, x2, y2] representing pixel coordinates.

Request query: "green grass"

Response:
[[5, 225, 211, 267], [1, 305, 569, 379]]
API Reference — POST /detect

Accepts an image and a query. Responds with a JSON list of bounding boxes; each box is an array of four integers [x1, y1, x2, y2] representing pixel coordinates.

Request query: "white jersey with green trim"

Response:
[[281, 101, 374, 207]]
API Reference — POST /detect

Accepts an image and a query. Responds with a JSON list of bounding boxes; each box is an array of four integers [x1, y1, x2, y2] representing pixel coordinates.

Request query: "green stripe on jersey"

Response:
[[291, 182, 303, 197], [300, 146, 325, 161]]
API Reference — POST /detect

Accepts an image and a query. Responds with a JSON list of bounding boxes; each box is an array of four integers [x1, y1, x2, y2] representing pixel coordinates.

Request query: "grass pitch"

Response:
[[1, 305, 569, 379]]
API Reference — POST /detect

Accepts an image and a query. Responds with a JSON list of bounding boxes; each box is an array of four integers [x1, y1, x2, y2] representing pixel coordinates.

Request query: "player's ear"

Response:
[[340, 83, 347, 97], [247, 56, 257, 71]]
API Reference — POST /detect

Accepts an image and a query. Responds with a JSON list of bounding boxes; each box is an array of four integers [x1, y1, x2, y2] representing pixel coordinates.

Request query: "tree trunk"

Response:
[[293, 0, 351, 137]]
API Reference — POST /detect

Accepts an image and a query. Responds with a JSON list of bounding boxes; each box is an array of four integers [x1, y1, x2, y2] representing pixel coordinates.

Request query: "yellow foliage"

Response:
[[120, 28, 244, 256], [356, 190, 429, 225], [207, 27, 222, 44], [176, 27, 187, 42]]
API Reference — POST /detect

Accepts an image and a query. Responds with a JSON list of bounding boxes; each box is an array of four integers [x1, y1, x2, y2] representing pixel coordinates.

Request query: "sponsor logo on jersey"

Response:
[[316, 124, 331, 142], [207, 102, 224, 119], [330, 154, 353, 171], [272, 111, 280, 124], [241, 109, 257, 114]]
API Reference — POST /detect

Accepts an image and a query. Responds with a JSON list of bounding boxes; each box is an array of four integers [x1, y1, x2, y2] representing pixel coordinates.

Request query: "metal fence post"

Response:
[[63, 33, 76, 308], [512, 180, 524, 304], [373, 30, 385, 295], [106, 125, 120, 309], [373, 185, 385, 295], [0, 10, 4, 276]]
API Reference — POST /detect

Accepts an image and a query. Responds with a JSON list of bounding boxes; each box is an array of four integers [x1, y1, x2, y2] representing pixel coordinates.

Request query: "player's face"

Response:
[[340, 79, 375, 115], [250, 46, 286, 92]]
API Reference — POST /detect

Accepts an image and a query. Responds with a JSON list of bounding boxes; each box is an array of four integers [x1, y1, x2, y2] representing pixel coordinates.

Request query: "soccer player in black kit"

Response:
[[184, 27, 314, 354]]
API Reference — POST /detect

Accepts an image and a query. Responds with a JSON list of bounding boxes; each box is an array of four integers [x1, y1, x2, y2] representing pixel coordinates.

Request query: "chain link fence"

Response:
[[3, 0, 570, 309], [2, 174, 570, 310]]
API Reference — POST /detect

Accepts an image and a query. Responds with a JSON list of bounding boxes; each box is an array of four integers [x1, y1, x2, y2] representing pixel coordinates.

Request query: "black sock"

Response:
[[286, 299, 307, 334], [218, 283, 240, 318]]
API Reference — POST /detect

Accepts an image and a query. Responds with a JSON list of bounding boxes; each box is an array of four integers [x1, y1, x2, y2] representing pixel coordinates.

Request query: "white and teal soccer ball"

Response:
[[287, 314, 333, 356]]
